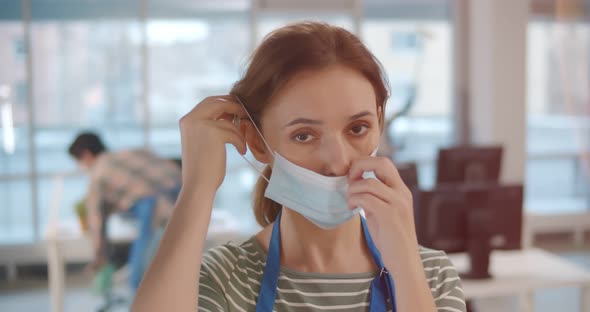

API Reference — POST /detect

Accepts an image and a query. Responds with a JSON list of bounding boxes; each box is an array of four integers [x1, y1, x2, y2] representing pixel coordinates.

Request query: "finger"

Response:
[[347, 178, 393, 204], [191, 95, 249, 120], [211, 120, 248, 155], [348, 157, 401, 188], [347, 192, 387, 215], [180, 119, 247, 155]]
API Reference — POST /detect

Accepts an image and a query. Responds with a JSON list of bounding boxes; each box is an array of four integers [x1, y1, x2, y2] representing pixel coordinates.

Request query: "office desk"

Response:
[[448, 248, 590, 312], [46, 217, 137, 312], [46, 214, 253, 312]]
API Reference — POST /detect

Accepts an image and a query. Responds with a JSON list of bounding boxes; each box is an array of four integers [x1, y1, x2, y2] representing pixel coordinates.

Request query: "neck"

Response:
[[87, 155, 101, 170], [278, 208, 376, 274]]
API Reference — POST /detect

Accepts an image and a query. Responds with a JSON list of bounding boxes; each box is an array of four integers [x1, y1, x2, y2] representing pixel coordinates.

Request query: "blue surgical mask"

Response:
[[234, 96, 378, 229], [265, 150, 378, 229]]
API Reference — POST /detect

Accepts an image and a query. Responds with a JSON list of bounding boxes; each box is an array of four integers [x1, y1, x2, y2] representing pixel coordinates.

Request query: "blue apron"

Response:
[[255, 210, 397, 312]]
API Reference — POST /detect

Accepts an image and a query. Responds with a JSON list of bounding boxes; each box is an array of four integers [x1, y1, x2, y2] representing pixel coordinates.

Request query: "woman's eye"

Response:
[[294, 133, 314, 143], [350, 125, 369, 135]]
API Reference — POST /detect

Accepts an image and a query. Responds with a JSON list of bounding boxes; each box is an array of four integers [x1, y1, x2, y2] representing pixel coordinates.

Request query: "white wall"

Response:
[[468, 0, 529, 184]]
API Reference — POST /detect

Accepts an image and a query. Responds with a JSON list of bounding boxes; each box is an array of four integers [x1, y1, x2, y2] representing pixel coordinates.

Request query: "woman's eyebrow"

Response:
[[284, 111, 374, 128], [349, 111, 374, 121], [284, 118, 322, 128]]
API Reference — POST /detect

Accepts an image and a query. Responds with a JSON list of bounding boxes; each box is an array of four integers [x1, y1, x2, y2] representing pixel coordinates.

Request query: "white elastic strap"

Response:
[[233, 95, 275, 159], [233, 95, 272, 183], [241, 155, 270, 183]]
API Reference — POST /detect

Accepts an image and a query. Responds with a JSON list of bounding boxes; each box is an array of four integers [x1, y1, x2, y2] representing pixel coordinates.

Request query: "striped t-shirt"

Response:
[[198, 237, 466, 312]]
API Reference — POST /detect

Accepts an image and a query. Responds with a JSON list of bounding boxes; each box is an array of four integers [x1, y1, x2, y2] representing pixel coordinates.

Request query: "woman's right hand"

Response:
[[179, 95, 248, 194], [132, 96, 247, 312]]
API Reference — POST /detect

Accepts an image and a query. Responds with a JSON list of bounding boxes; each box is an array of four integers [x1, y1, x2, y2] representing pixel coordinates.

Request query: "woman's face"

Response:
[[256, 65, 381, 177]]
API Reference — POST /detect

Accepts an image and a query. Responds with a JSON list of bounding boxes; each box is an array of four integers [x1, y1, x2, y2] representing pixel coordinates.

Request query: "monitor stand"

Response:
[[460, 237, 492, 279], [460, 209, 493, 280]]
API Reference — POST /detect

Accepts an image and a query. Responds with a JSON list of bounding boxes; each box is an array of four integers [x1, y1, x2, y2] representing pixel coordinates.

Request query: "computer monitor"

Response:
[[436, 146, 503, 186], [414, 184, 523, 279], [397, 162, 419, 192]]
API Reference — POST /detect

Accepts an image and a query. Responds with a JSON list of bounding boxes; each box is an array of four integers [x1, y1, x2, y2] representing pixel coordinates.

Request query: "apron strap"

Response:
[[361, 216, 397, 312], [255, 211, 397, 312], [255, 210, 282, 312]]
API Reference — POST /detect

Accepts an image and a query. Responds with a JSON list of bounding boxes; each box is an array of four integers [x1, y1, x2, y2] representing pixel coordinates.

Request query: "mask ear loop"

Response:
[[233, 96, 274, 156], [233, 95, 273, 184]]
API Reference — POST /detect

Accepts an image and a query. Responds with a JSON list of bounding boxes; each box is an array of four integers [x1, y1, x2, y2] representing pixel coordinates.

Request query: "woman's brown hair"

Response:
[[230, 22, 389, 227]]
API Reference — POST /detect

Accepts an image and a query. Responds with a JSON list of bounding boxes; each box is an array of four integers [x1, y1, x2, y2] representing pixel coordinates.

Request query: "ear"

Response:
[[243, 121, 273, 164]]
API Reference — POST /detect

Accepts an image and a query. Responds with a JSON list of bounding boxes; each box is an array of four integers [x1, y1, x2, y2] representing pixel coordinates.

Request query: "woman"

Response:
[[132, 22, 466, 312]]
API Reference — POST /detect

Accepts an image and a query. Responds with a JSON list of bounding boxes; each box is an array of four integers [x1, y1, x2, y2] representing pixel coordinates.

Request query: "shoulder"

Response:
[[418, 246, 450, 264], [203, 238, 265, 267], [199, 238, 266, 310], [418, 246, 467, 311], [200, 237, 266, 288], [90, 153, 113, 181], [94, 152, 120, 170], [418, 246, 461, 289], [116, 149, 145, 162]]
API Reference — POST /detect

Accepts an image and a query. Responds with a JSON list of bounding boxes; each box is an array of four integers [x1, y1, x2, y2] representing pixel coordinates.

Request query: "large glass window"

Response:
[[0, 1, 34, 242], [527, 20, 590, 213], [147, 17, 256, 231], [29, 19, 146, 235], [36, 175, 88, 237], [0, 21, 30, 176], [0, 179, 34, 244], [148, 18, 249, 155], [31, 21, 145, 172], [0, 0, 456, 244], [363, 19, 454, 188], [257, 14, 354, 41]]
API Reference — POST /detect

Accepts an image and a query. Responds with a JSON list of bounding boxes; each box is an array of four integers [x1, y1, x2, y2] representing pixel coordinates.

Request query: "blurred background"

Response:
[[0, 0, 589, 311]]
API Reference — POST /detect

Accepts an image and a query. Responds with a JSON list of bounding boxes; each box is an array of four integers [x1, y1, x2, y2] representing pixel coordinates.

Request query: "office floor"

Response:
[[0, 272, 132, 312], [1, 243, 589, 312]]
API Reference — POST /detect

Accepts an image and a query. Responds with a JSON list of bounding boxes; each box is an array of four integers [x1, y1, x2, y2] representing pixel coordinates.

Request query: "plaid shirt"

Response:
[[86, 149, 181, 254]]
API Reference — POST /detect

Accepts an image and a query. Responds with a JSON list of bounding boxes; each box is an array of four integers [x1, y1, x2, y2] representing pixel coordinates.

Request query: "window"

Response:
[[0, 14, 34, 242], [31, 21, 144, 128], [527, 20, 590, 213], [257, 14, 354, 41], [147, 17, 257, 231], [363, 20, 454, 188], [0, 21, 30, 176], [29, 19, 147, 235], [37, 175, 88, 237], [0, 0, 456, 244], [148, 18, 249, 155], [0, 179, 34, 244]]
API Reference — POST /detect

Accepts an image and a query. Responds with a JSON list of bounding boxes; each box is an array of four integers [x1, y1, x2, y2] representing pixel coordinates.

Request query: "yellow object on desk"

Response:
[[75, 199, 89, 233]]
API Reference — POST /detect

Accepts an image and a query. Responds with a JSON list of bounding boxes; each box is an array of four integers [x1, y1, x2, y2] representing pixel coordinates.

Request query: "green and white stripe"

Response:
[[198, 237, 466, 312]]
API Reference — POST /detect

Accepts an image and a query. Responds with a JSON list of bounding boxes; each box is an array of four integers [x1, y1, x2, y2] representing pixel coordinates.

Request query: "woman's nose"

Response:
[[318, 136, 353, 177]]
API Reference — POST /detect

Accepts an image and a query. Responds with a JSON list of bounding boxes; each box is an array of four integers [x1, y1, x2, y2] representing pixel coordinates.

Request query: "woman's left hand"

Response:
[[347, 156, 418, 267]]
